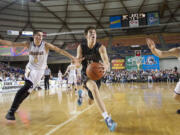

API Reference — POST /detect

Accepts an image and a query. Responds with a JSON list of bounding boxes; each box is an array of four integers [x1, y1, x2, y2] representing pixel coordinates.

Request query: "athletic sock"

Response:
[[102, 112, 109, 119]]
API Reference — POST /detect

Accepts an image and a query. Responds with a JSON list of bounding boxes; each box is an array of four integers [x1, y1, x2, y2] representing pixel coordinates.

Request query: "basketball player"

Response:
[[76, 26, 117, 131], [0, 30, 81, 121], [146, 38, 180, 113], [58, 69, 63, 88], [63, 61, 78, 92], [44, 66, 51, 90]]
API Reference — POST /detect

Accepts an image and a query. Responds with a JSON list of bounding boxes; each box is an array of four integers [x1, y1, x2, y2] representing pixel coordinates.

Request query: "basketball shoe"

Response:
[[77, 89, 83, 106], [105, 116, 117, 132], [6, 111, 15, 120], [176, 109, 180, 114]]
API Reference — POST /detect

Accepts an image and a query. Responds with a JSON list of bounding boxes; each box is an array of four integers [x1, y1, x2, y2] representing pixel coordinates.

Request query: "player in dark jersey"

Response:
[[76, 26, 117, 131]]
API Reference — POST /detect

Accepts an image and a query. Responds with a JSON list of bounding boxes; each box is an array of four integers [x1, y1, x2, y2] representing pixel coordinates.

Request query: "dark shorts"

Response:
[[81, 71, 101, 100]]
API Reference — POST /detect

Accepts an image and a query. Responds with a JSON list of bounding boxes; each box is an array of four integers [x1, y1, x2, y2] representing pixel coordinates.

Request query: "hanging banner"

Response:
[[147, 12, 160, 25], [125, 56, 142, 71], [111, 59, 125, 70], [142, 55, 160, 70], [110, 16, 122, 28]]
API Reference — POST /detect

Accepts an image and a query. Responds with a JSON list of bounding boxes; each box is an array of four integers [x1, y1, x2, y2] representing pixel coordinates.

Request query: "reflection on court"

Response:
[[0, 82, 180, 135]]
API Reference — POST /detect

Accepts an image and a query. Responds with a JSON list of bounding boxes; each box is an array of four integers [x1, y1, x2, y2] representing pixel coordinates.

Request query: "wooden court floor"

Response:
[[1, 82, 180, 135]]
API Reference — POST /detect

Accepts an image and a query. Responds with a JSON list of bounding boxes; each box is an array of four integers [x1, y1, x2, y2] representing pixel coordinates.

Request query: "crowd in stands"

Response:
[[103, 68, 179, 83], [0, 62, 24, 81], [0, 62, 179, 85]]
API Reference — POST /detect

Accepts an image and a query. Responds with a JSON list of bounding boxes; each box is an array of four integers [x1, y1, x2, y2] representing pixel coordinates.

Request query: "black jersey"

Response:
[[80, 40, 102, 99], [81, 40, 102, 73]]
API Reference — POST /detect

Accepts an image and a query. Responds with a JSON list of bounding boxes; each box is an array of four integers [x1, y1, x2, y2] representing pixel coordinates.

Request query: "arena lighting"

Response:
[[21, 31, 33, 36], [130, 45, 141, 50], [29, 0, 40, 2], [7, 30, 19, 36], [131, 45, 140, 48]]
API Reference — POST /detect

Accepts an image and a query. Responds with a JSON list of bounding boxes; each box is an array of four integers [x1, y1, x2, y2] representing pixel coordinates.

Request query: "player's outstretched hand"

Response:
[[146, 38, 156, 50]]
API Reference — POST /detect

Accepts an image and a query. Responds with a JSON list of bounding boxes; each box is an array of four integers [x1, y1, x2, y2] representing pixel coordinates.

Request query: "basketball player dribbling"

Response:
[[146, 38, 180, 114], [76, 26, 117, 131], [0, 30, 82, 121]]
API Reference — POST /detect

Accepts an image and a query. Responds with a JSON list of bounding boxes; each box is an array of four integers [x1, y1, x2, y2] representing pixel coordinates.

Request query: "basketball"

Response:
[[86, 62, 104, 80]]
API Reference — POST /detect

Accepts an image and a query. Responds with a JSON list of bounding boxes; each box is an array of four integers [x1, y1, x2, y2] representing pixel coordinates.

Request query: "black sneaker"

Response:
[[176, 109, 180, 114], [5, 111, 15, 120]]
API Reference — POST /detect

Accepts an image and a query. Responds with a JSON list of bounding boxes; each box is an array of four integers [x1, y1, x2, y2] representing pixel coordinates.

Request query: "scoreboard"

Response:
[[110, 12, 159, 29], [122, 13, 147, 27]]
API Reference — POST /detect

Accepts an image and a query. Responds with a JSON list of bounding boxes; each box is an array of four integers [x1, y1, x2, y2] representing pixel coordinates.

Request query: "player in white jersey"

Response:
[[0, 30, 82, 121], [63, 61, 78, 91], [146, 38, 180, 114], [58, 69, 63, 88]]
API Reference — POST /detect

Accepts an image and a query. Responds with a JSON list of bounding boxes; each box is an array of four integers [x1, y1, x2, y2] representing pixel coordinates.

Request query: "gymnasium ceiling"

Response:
[[0, 0, 180, 47]]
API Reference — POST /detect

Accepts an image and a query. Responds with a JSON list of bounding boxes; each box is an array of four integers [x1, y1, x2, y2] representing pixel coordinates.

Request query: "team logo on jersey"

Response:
[[29, 51, 44, 63], [29, 51, 44, 56]]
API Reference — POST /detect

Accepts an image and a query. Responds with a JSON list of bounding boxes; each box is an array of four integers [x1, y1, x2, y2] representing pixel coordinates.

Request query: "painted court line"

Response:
[[45, 104, 94, 135]]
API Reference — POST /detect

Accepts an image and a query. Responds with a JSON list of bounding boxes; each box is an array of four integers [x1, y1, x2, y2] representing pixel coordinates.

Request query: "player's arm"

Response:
[[45, 42, 75, 60], [76, 44, 84, 68], [50, 70, 52, 78], [99, 45, 110, 71], [0, 39, 29, 47], [63, 66, 70, 77], [146, 38, 180, 58], [76, 44, 83, 60]]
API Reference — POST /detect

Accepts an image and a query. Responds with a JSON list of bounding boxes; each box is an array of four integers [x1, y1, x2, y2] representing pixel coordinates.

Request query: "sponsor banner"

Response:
[[142, 55, 160, 70], [17, 81, 25, 85], [125, 55, 159, 71], [3, 81, 24, 86], [0, 81, 24, 92], [125, 56, 142, 71], [0, 81, 3, 90], [110, 16, 122, 28], [0, 80, 65, 93], [147, 12, 159, 25], [129, 19, 139, 27], [111, 59, 125, 70]]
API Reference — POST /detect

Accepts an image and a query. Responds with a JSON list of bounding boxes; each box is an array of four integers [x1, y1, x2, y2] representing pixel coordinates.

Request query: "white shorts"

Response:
[[174, 81, 180, 94], [68, 75, 77, 84], [25, 67, 45, 90], [58, 77, 63, 83]]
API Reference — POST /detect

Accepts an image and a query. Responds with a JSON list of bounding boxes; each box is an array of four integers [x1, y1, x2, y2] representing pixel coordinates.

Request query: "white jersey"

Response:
[[26, 41, 48, 70], [58, 72, 62, 78], [58, 71, 62, 81], [67, 64, 77, 84], [69, 64, 76, 76]]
